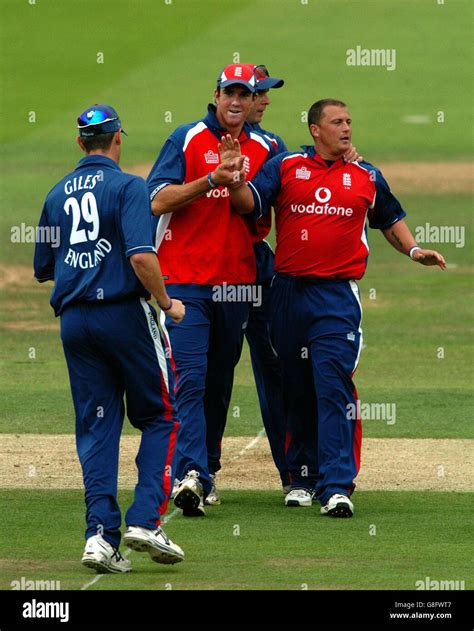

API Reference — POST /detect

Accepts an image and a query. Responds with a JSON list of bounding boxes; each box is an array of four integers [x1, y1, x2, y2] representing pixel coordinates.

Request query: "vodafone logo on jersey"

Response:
[[314, 187, 331, 203], [290, 187, 354, 217], [206, 187, 229, 198]]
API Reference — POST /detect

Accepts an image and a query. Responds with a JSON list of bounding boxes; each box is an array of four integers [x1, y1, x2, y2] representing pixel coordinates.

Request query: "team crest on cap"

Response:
[[204, 150, 219, 164], [86, 110, 95, 120], [296, 166, 311, 180]]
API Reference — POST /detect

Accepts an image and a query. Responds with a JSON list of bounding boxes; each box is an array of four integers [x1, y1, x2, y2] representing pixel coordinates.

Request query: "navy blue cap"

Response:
[[77, 104, 127, 137]]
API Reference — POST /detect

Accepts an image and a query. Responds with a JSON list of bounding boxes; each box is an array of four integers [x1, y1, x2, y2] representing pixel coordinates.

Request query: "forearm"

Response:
[[382, 219, 417, 255], [130, 253, 170, 307], [151, 177, 211, 216], [229, 183, 255, 214]]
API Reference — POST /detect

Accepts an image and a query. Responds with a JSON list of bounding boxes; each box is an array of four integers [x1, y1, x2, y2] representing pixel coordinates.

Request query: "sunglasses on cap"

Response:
[[253, 65, 270, 82], [78, 108, 118, 128]]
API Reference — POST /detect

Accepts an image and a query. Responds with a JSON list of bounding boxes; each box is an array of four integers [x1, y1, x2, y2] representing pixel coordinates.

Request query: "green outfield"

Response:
[[0, 0, 473, 594], [0, 490, 471, 591]]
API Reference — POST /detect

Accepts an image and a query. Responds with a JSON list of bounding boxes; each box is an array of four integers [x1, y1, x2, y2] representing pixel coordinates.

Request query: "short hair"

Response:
[[81, 132, 115, 152], [308, 99, 347, 127]]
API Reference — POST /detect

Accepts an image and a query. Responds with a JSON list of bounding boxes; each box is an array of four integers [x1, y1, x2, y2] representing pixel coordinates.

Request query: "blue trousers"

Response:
[[60, 298, 179, 548], [244, 242, 289, 487], [165, 297, 248, 496], [203, 242, 290, 488], [269, 274, 363, 505]]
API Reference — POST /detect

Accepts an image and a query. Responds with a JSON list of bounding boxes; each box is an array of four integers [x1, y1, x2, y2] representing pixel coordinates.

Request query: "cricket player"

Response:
[[203, 64, 292, 499], [34, 103, 199, 572], [147, 64, 273, 516], [211, 70, 362, 508], [224, 99, 446, 517]]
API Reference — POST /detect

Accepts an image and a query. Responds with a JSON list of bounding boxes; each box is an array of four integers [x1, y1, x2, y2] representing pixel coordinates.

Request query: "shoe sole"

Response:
[[123, 536, 184, 565], [81, 556, 131, 574], [174, 488, 205, 516], [324, 502, 353, 518]]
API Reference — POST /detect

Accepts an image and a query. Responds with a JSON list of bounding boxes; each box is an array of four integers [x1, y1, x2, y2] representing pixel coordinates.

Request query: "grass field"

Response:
[[0, 0, 473, 602], [0, 489, 471, 591]]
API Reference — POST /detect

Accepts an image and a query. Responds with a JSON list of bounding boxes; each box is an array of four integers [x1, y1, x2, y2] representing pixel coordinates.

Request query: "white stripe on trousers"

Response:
[[140, 297, 170, 393], [349, 280, 364, 373]]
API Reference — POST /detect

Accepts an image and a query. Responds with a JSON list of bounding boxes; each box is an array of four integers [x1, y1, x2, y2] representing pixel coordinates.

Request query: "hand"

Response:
[[218, 133, 241, 161], [166, 298, 186, 323], [343, 144, 363, 163], [211, 157, 245, 188], [411, 248, 447, 270]]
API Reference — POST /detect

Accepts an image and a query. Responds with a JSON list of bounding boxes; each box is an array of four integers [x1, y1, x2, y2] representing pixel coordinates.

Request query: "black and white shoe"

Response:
[[284, 488, 313, 507], [124, 526, 184, 564], [173, 470, 205, 516], [320, 494, 354, 518], [81, 534, 131, 573]]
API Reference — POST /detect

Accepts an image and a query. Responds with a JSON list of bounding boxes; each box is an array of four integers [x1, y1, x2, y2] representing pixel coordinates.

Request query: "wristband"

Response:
[[409, 246, 421, 259], [159, 298, 173, 311], [207, 172, 217, 189]]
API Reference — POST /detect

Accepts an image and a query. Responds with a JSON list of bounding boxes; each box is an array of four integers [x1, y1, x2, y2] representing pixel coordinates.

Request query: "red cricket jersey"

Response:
[[249, 147, 406, 280], [147, 106, 273, 287]]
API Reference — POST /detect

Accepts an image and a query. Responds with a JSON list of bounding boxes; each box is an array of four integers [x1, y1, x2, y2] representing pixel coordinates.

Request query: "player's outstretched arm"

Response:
[[382, 220, 446, 269], [130, 252, 185, 322], [151, 157, 245, 216]]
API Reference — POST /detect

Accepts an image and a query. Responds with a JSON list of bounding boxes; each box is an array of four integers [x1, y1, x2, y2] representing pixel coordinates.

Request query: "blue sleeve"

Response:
[[146, 137, 185, 201], [33, 203, 55, 282], [248, 153, 285, 218], [275, 134, 288, 154], [363, 163, 407, 230], [120, 177, 156, 258]]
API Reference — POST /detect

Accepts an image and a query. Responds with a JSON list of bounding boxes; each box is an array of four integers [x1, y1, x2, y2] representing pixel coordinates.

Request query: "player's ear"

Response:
[[309, 123, 319, 139], [213, 88, 220, 104], [115, 131, 122, 146], [76, 136, 86, 152]]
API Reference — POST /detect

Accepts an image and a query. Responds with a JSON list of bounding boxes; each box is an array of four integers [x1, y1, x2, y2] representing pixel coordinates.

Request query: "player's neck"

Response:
[[86, 149, 120, 165], [314, 144, 344, 161], [215, 112, 244, 139]]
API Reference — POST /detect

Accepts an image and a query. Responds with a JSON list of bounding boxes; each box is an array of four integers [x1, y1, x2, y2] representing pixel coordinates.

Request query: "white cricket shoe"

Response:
[[173, 469, 206, 516], [320, 494, 354, 518], [284, 488, 313, 507], [204, 474, 221, 506], [123, 526, 184, 564], [170, 478, 180, 500], [81, 534, 131, 574]]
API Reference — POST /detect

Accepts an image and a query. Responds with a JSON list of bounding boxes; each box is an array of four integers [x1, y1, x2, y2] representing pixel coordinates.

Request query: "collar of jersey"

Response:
[[76, 154, 121, 171], [300, 145, 343, 168], [205, 104, 251, 143]]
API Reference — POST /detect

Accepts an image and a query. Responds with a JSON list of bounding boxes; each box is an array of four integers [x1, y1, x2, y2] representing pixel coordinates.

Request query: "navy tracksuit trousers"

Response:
[[244, 242, 290, 487], [60, 298, 179, 548], [203, 241, 290, 488], [269, 273, 363, 506], [165, 297, 248, 496]]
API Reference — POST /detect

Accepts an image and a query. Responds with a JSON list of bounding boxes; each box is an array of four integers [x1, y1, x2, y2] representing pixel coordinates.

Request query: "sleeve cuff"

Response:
[[126, 245, 157, 257], [149, 182, 172, 201], [248, 182, 263, 219]]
